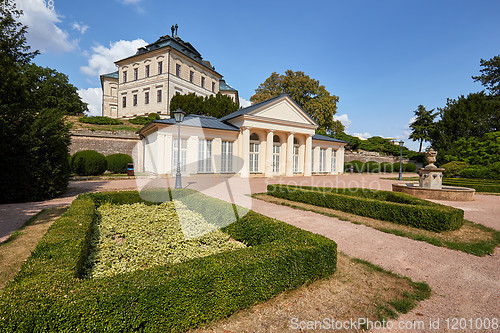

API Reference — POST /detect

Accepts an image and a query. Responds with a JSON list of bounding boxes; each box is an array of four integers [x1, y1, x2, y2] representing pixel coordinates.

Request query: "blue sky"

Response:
[[15, 0, 500, 151]]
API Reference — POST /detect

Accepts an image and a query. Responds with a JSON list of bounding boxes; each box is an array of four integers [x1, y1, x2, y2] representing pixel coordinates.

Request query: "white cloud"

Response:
[[239, 97, 252, 108], [15, 0, 77, 53], [408, 116, 417, 125], [78, 88, 102, 116], [353, 132, 371, 140], [80, 39, 147, 77], [72, 21, 89, 34], [333, 113, 352, 128]]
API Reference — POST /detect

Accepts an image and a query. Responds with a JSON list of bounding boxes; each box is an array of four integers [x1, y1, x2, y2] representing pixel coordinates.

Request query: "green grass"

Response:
[[254, 193, 500, 256]]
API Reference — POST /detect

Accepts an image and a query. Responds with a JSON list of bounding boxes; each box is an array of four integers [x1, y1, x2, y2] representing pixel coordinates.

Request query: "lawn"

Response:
[[66, 115, 142, 132]]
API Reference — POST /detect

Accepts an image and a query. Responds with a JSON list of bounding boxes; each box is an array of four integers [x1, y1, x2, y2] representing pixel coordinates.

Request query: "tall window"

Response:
[[311, 149, 315, 173], [189, 71, 194, 83], [221, 141, 233, 172], [122, 96, 126, 108], [212, 81, 215, 92], [319, 148, 327, 172], [173, 138, 187, 172], [133, 94, 137, 106], [273, 135, 280, 174], [249, 133, 260, 173], [201, 77, 205, 88], [123, 71, 127, 83], [331, 149, 336, 173], [134, 68, 138, 81], [198, 139, 212, 173], [158, 61, 163, 74], [176, 64, 181, 77], [293, 138, 299, 173], [145, 65, 150, 78], [157, 90, 162, 103], [145, 92, 149, 104]]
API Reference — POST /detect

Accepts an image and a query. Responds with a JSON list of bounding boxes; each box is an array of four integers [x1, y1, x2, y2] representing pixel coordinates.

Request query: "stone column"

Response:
[[241, 127, 250, 178], [327, 147, 333, 174], [304, 135, 312, 177], [337, 147, 344, 174], [286, 132, 294, 177], [213, 137, 222, 173], [165, 134, 173, 174], [265, 130, 274, 177]]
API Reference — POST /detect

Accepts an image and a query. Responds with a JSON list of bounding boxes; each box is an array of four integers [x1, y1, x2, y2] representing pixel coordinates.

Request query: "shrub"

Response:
[[380, 162, 394, 173], [105, 153, 132, 173], [404, 162, 417, 173], [365, 161, 381, 173], [0, 190, 337, 332], [460, 162, 500, 180], [441, 161, 470, 177], [344, 162, 354, 172], [129, 113, 161, 125], [350, 160, 364, 173], [78, 116, 122, 125], [71, 150, 107, 176], [393, 162, 406, 172], [267, 185, 464, 232]]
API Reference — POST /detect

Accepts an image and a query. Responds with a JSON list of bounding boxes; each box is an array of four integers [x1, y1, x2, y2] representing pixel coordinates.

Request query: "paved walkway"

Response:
[[0, 174, 498, 332]]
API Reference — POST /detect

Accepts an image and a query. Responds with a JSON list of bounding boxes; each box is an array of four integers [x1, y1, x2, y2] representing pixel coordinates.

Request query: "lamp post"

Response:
[[398, 140, 404, 180], [172, 108, 185, 189]]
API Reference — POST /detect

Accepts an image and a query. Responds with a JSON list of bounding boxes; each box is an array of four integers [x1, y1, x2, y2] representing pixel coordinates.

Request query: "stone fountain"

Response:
[[392, 148, 475, 201]]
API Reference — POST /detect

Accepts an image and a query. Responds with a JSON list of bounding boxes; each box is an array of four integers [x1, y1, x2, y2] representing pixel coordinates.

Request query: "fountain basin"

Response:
[[392, 182, 475, 201]]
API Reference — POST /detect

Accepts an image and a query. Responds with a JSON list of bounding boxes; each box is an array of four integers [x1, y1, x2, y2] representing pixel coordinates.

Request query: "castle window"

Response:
[[176, 64, 181, 77], [134, 68, 138, 81], [133, 94, 137, 106], [123, 71, 127, 83], [158, 61, 163, 74], [201, 77, 205, 88], [145, 65, 150, 78], [189, 70, 194, 83], [157, 90, 162, 103], [212, 81, 215, 92], [122, 96, 126, 108], [145, 92, 149, 104]]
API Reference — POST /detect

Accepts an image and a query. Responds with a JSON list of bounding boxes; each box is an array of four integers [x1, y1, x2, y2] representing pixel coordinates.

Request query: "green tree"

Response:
[[441, 131, 500, 166], [430, 92, 499, 163], [0, 0, 76, 203], [250, 70, 343, 134], [169, 92, 238, 118], [21, 64, 88, 115], [472, 55, 500, 96], [409, 105, 437, 152]]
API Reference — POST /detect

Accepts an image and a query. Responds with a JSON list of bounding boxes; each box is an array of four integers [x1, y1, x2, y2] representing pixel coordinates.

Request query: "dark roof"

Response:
[[219, 79, 237, 92], [153, 114, 239, 131], [120, 35, 217, 73], [312, 134, 348, 144], [219, 94, 287, 122], [101, 71, 119, 79]]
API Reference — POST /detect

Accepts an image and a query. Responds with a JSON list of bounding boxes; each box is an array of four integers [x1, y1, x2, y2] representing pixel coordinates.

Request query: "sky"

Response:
[[13, 0, 500, 151]]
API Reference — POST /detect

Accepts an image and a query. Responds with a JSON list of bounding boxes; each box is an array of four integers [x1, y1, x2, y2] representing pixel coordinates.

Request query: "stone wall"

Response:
[[344, 150, 409, 164], [69, 129, 140, 156]]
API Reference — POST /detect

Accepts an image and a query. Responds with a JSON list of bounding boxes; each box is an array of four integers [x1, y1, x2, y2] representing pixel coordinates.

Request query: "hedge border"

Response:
[[267, 185, 464, 232], [0, 190, 337, 332]]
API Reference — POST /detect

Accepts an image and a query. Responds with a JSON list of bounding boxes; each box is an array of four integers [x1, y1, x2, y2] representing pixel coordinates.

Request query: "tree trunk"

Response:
[[419, 139, 423, 153]]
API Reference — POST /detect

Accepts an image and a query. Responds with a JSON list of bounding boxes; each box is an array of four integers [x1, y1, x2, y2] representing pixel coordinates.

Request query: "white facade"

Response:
[[137, 95, 346, 177]]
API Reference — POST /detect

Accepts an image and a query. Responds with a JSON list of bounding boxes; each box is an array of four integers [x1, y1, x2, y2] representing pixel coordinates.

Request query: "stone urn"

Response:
[[419, 148, 444, 189]]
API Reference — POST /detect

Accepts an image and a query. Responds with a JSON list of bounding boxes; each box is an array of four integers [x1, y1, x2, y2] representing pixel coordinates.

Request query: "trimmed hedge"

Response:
[[105, 153, 132, 173], [267, 185, 464, 232], [393, 162, 406, 172], [459, 162, 500, 180], [441, 161, 470, 177], [71, 150, 107, 176], [0, 190, 337, 332], [365, 161, 380, 173], [405, 162, 417, 172], [380, 162, 394, 173], [78, 116, 122, 125]]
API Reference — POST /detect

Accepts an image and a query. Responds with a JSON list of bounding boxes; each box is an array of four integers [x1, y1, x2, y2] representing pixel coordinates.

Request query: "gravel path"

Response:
[[1, 174, 498, 332]]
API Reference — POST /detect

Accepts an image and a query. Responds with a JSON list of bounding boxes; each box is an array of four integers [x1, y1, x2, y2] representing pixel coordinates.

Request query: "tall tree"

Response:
[[409, 105, 437, 152], [170, 92, 238, 118], [0, 0, 78, 203], [472, 55, 500, 96], [250, 70, 343, 134]]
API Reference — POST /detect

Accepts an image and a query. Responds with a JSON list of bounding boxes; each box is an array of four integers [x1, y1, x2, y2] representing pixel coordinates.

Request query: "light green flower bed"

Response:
[[85, 201, 246, 278]]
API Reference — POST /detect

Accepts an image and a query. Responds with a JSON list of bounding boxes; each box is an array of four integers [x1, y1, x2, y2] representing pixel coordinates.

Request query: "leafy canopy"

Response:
[[250, 70, 343, 135], [170, 92, 239, 118], [472, 55, 500, 96], [409, 105, 437, 152]]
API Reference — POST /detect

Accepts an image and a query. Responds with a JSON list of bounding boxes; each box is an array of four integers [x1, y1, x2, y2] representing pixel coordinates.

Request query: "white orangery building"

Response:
[[137, 94, 347, 178]]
